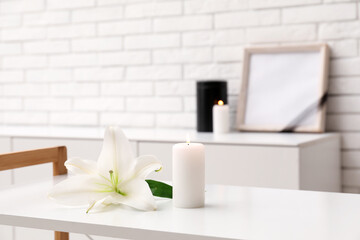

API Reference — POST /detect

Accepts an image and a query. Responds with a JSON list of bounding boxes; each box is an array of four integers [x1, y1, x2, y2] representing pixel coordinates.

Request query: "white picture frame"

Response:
[[236, 44, 330, 133]]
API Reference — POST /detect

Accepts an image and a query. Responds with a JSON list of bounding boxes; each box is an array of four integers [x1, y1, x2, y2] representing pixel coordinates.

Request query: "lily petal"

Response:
[[97, 126, 135, 179], [113, 178, 156, 211], [132, 155, 162, 179], [65, 157, 98, 175], [48, 175, 110, 206], [86, 195, 113, 213]]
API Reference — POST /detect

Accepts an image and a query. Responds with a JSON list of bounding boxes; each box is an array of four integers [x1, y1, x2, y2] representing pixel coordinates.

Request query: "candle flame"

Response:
[[186, 133, 190, 144], [218, 100, 224, 106]]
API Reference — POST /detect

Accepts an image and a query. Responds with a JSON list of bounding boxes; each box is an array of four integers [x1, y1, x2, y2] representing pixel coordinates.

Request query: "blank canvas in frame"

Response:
[[237, 44, 329, 133]]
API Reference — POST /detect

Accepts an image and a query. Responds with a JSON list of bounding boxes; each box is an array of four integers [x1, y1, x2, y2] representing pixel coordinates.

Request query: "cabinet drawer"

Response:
[[205, 144, 299, 188], [139, 142, 299, 189]]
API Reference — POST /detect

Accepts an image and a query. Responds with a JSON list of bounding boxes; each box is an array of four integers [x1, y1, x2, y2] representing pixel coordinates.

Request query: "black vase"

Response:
[[196, 80, 228, 132]]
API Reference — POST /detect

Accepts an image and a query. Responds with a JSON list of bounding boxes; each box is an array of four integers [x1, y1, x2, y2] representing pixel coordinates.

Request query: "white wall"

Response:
[[0, 0, 359, 191]]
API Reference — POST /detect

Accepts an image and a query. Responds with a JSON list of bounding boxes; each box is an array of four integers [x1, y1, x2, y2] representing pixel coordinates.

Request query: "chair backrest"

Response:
[[0, 146, 68, 176], [0, 146, 69, 240]]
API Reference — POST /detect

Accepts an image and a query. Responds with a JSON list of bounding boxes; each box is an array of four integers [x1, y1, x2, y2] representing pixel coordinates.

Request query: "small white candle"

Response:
[[173, 135, 205, 208], [213, 100, 230, 134]]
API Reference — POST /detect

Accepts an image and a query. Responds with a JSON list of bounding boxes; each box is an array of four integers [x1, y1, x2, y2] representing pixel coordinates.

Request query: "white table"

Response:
[[0, 176, 359, 240]]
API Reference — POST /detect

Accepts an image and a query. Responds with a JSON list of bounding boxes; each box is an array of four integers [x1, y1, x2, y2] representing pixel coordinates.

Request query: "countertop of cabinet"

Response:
[[0, 125, 339, 147]]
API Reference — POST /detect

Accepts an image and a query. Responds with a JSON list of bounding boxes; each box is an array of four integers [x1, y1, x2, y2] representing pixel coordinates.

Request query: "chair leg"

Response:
[[55, 231, 69, 240]]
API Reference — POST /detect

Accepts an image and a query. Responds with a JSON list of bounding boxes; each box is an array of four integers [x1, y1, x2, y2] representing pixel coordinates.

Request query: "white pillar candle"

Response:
[[212, 100, 230, 134], [173, 136, 205, 208]]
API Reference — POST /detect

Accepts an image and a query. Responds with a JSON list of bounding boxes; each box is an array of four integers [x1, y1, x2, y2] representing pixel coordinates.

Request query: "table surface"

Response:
[[0, 176, 359, 240], [0, 125, 338, 147]]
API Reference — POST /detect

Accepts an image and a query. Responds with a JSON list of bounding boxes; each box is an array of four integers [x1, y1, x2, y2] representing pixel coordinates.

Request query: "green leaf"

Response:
[[146, 179, 172, 199]]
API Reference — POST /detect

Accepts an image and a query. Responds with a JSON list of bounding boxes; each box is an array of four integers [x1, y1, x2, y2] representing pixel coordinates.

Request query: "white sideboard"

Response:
[[0, 126, 341, 191], [0, 126, 340, 240]]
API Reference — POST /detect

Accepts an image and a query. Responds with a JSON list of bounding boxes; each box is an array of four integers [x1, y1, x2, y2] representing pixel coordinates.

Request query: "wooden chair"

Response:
[[0, 146, 69, 240]]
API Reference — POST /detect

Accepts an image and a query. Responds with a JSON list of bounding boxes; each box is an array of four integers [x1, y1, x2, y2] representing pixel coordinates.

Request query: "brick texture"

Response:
[[0, 0, 359, 192]]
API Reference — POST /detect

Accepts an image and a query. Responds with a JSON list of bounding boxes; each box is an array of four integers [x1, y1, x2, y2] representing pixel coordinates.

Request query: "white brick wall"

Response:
[[50, 112, 97, 125], [48, 24, 96, 39], [72, 6, 124, 23], [125, 1, 182, 18], [26, 69, 72, 82], [0, 71, 23, 82], [124, 34, 180, 49], [3, 56, 47, 69], [156, 113, 195, 128], [100, 112, 155, 127], [249, 0, 321, 9], [24, 98, 71, 111], [0, 15, 21, 28], [74, 67, 124, 81], [126, 97, 182, 112], [24, 40, 69, 54], [0, 43, 21, 55], [155, 81, 195, 96], [47, 0, 95, 10], [1, 28, 46, 41], [215, 10, 280, 28], [23, 11, 70, 26], [98, 19, 152, 36], [101, 82, 153, 96], [184, 0, 247, 14], [50, 53, 97, 67], [282, 3, 357, 23], [126, 65, 181, 80], [72, 37, 123, 52], [154, 15, 212, 32], [247, 25, 317, 43], [74, 97, 124, 111], [153, 48, 211, 63], [0, 0, 359, 193], [98, 51, 151, 65], [0, 0, 44, 13]]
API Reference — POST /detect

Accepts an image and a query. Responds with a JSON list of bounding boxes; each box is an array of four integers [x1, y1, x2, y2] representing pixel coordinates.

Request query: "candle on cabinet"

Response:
[[173, 135, 205, 208], [212, 100, 230, 134], [196, 81, 228, 132]]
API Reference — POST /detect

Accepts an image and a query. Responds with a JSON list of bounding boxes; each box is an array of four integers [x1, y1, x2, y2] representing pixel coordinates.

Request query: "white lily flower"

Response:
[[48, 126, 162, 212]]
